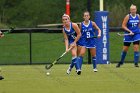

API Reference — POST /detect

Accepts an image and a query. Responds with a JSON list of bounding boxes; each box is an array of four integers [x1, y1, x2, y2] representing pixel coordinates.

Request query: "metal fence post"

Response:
[[29, 30, 32, 64]]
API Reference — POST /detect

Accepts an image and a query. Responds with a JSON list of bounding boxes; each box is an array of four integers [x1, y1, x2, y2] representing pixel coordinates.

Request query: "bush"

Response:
[[106, 2, 128, 27], [0, 23, 8, 29]]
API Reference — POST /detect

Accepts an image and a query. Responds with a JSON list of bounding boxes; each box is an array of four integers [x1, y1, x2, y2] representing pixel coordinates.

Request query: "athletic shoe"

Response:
[[66, 67, 72, 74], [76, 70, 81, 75], [0, 76, 4, 80], [116, 62, 123, 68], [93, 68, 98, 72], [135, 63, 139, 67]]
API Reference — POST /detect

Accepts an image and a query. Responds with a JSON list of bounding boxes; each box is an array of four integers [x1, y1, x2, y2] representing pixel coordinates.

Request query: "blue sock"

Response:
[[120, 51, 127, 64], [69, 58, 75, 69], [92, 57, 97, 69], [73, 57, 80, 70], [78, 56, 83, 70], [134, 51, 139, 64]]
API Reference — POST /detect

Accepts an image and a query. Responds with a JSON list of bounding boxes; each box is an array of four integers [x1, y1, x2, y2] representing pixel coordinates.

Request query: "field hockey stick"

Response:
[[45, 47, 72, 70], [93, 36, 98, 38], [117, 32, 140, 36], [117, 33, 131, 36]]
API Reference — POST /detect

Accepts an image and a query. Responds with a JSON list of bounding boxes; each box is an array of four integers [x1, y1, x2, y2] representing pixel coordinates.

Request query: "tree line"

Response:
[[0, 0, 140, 28]]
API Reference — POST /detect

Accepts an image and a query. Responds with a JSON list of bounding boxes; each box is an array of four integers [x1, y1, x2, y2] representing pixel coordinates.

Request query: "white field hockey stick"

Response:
[[45, 47, 72, 70], [117, 32, 140, 36], [117, 33, 131, 36]]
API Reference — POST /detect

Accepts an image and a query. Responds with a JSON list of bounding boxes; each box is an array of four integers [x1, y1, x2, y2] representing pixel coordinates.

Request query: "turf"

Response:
[[0, 32, 136, 65], [0, 64, 140, 93], [0, 33, 90, 64]]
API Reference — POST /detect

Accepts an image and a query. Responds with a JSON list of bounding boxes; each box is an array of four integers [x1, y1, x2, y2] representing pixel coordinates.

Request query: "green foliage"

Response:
[[0, 0, 66, 27], [0, 0, 140, 27], [0, 23, 7, 28], [106, 2, 128, 27], [70, 0, 87, 22]]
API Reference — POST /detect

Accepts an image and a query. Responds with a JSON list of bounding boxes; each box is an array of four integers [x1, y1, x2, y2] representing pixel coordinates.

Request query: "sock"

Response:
[[72, 57, 80, 71], [120, 51, 127, 64], [78, 56, 83, 70], [92, 57, 97, 69], [134, 51, 139, 64], [69, 57, 75, 69]]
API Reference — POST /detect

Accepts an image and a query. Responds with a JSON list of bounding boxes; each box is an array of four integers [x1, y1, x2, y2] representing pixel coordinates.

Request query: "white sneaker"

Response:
[[66, 67, 72, 74], [93, 68, 98, 72]]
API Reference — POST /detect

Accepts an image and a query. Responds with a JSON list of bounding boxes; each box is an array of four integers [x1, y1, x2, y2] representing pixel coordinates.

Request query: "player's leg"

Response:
[[66, 47, 75, 74], [67, 45, 81, 75], [66, 49, 75, 74], [133, 41, 139, 67], [89, 48, 97, 72], [66, 40, 76, 74], [71, 46, 81, 74], [116, 42, 130, 67], [116, 35, 133, 67], [77, 46, 86, 70], [86, 38, 97, 71], [77, 38, 86, 70]]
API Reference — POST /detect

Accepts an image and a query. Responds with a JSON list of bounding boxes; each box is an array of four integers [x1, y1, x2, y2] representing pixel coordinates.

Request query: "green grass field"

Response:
[[0, 32, 136, 65], [0, 32, 139, 93], [0, 64, 140, 93]]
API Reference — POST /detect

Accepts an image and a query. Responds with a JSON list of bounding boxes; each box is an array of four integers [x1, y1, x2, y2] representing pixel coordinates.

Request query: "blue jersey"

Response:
[[124, 14, 140, 42], [78, 20, 96, 48], [127, 14, 140, 33], [81, 20, 95, 38], [63, 22, 76, 44]]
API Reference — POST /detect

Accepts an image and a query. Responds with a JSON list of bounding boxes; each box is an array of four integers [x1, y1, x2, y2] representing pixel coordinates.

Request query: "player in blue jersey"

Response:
[[0, 31, 4, 80], [116, 5, 140, 67], [62, 14, 81, 75], [78, 11, 101, 72]]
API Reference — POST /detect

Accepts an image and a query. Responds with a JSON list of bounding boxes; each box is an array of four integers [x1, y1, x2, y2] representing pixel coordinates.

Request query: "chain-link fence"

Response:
[[0, 28, 136, 65]]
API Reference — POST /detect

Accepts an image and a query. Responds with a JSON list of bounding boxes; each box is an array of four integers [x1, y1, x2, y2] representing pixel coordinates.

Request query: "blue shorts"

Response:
[[124, 33, 140, 42], [85, 38, 96, 48], [124, 29, 140, 42], [124, 35, 133, 42], [69, 39, 75, 45], [77, 37, 86, 47], [133, 33, 140, 42], [69, 38, 84, 46]]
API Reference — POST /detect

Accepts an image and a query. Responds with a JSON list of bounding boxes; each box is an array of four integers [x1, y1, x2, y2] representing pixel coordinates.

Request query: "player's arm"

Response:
[[92, 21, 101, 38], [138, 14, 140, 28], [122, 14, 133, 35], [72, 23, 81, 45], [78, 23, 82, 30], [62, 29, 69, 52], [78, 23, 82, 35]]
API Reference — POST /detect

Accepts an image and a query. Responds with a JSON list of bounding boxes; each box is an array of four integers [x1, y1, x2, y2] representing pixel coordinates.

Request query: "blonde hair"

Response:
[[130, 4, 137, 9], [62, 14, 70, 20]]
